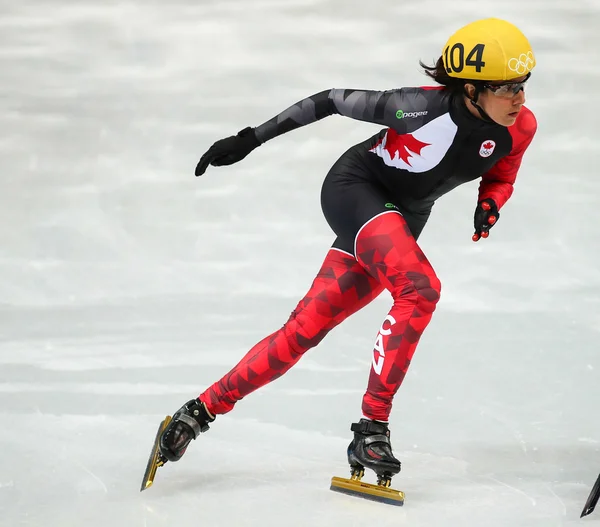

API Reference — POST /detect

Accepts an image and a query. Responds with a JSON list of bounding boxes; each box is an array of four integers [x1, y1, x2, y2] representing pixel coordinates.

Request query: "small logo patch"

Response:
[[508, 51, 535, 75], [367, 448, 383, 460], [396, 109, 428, 119], [479, 140, 496, 158]]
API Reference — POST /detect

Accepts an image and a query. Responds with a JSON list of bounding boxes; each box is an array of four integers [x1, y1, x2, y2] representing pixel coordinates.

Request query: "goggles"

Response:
[[482, 72, 531, 98]]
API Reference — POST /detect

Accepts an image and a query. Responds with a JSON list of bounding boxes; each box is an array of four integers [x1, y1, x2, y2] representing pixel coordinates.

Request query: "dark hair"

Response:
[[420, 56, 472, 97]]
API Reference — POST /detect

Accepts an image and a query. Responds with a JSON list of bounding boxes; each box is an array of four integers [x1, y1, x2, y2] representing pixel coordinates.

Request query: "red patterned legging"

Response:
[[199, 211, 441, 421]]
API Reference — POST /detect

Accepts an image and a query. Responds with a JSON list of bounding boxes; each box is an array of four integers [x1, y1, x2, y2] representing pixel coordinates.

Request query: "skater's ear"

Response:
[[463, 83, 477, 99]]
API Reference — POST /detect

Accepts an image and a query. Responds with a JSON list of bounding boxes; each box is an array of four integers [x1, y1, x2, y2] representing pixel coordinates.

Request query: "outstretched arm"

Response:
[[195, 88, 419, 176], [254, 88, 408, 143]]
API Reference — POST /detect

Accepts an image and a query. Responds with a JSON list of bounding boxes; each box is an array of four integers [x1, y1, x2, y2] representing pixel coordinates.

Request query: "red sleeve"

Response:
[[478, 107, 537, 209]]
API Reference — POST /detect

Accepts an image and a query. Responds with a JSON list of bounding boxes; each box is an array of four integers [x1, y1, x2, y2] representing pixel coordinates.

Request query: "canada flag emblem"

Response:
[[479, 140, 496, 158]]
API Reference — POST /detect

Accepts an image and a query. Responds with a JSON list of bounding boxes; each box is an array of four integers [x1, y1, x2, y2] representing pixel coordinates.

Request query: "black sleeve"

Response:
[[254, 88, 410, 143]]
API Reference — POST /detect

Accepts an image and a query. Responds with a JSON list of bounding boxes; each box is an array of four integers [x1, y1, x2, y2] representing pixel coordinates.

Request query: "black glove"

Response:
[[195, 127, 261, 176], [472, 198, 499, 242]]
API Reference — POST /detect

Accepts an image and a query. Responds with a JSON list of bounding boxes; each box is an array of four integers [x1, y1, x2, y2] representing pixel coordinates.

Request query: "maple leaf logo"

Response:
[[479, 139, 496, 158], [382, 130, 431, 167]]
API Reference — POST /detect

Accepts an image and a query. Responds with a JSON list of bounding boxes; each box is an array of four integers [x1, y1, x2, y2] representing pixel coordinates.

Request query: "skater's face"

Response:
[[464, 75, 528, 127]]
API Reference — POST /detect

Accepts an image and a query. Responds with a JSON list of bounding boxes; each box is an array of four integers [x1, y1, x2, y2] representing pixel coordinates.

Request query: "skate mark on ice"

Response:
[[544, 483, 567, 517], [74, 460, 108, 493], [487, 476, 536, 507], [480, 405, 530, 455]]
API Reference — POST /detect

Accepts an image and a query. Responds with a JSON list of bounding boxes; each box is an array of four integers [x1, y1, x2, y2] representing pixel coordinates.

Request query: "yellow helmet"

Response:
[[442, 18, 535, 81]]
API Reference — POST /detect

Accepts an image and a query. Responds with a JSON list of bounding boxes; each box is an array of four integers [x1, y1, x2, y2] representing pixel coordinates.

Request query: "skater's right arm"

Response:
[[195, 88, 414, 176], [254, 88, 415, 143]]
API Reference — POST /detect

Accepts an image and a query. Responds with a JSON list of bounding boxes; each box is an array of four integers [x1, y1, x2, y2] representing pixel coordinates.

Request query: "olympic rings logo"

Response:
[[508, 52, 535, 75]]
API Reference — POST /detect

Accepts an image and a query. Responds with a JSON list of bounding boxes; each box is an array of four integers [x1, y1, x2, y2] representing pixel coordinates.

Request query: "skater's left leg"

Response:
[[356, 211, 441, 422], [319, 161, 440, 480], [343, 211, 441, 479], [321, 160, 440, 423]]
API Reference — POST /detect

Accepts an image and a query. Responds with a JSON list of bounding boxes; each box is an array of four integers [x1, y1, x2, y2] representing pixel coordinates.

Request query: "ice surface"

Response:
[[1, 0, 599, 526]]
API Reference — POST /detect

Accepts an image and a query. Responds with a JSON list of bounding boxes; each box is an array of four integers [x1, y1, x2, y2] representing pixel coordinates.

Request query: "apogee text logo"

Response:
[[396, 109, 428, 119]]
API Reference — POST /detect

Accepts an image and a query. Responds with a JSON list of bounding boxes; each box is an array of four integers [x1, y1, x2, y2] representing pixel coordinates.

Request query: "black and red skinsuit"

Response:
[[199, 87, 537, 421]]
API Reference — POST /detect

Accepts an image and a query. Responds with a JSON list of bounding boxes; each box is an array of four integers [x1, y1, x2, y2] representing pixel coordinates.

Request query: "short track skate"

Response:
[[140, 399, 214, 491], [330, 419, 404, 505], [140, 415, 172, 491]]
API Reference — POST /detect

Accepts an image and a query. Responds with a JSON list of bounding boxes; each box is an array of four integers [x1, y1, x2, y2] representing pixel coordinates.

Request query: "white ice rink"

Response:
[[1, 1, 600, 526]]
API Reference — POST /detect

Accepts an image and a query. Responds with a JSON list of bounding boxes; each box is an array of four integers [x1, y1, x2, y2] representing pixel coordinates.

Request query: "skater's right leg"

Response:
[[199, 247, 384, 414], [159, 398, 215, 462], [159, 247, 384, 462]]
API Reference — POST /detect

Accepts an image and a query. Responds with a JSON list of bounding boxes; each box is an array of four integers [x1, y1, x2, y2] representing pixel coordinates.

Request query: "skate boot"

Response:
[[140, 398, 214, 491], [330, 418, 404, 505], [159, 398, 215, 462], [347, 418, 401, 485]]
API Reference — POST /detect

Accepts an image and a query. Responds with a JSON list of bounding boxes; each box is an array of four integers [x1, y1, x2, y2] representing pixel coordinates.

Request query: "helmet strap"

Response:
[[464, 83, 495, 123]]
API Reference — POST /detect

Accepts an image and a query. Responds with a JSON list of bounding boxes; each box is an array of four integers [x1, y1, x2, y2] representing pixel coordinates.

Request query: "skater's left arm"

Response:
[[472, 108, 537, 242], [478, 108, 538, 209]]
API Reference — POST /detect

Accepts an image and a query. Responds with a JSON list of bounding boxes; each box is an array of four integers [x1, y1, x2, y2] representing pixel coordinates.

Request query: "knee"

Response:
[[414, 270, 441, 313], [284, 305, 331, 351], [397, 270, 441, 314]]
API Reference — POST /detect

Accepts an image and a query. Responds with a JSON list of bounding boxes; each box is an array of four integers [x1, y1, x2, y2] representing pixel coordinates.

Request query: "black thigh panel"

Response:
[[320, 148, 430, 255]]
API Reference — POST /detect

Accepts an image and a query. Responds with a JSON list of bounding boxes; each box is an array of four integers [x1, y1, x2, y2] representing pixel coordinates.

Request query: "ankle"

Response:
[[351, 419, 391, 436], [200, 400, 216, 421]]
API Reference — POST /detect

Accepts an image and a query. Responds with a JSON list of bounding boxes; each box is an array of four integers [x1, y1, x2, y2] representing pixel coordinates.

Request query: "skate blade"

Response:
[[140, 416, 172, 492], [330, 476, 405, 506]]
